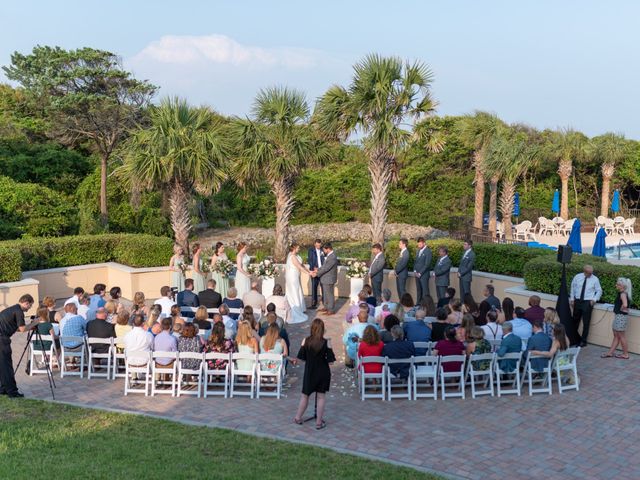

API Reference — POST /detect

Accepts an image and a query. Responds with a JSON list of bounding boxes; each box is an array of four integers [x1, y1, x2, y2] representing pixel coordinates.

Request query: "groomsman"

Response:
[[432, 246, 452, 302], [413, 237, 432, 303], [307, 239, 324, 309], [368, 243, 386, 302], [458, 240, 476, 298], [394, 238, 410, 299]]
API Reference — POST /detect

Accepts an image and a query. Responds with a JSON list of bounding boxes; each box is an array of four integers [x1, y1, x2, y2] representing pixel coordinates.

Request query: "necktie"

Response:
[[579, 277, 587, 301]]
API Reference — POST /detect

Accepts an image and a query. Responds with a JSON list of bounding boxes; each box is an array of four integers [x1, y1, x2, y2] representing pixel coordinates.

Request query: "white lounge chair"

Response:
[[622, 217, 636, 236]]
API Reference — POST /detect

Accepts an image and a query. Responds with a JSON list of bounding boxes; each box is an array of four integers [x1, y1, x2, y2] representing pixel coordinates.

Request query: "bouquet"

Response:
[[249, 259, 278, 279], [200, 259, 211, 274], [345, 260, 368, 279], [212, 258, 234, 277], [178, 263, 190, 275]]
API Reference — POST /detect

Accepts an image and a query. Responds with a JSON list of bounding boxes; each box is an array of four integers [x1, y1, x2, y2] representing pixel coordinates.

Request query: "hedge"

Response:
[[0, 234, 174, 283]]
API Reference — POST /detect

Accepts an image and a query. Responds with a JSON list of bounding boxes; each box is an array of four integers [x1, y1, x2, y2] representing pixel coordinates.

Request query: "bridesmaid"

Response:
[[191, 242, 206, 294], [170, 244, 186, 292], [235, 241, 252, 299], [210, 242, 229, 298]]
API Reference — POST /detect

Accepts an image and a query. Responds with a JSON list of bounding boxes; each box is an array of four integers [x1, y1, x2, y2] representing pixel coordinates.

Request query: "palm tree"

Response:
[[488, 173, 500, 238], [232, 87, 331, 261], [314, 54, 442, 244], [119, 97, 230, 253], [548, 129, 589, 219], [592, 133, 629, 216], [456, 112, 505, 230]]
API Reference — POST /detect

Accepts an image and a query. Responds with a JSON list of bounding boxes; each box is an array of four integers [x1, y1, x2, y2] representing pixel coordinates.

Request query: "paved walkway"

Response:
[[11, 300, 640, 480]]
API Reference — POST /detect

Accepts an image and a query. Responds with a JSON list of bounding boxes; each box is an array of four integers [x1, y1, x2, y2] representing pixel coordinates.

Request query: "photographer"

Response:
[[0, 294, 35, 398]]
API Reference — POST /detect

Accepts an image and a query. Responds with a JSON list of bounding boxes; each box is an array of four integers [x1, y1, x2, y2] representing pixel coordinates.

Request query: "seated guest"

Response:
[[172, 322, 183, 339], [343, 308, 374, 365], [381, 325, 415, 379], [258, 312, 290, 351], [403, 310, 431, 355], [59, 303, 87, 349], [169, 305, 185, 329], [131, 291, 151, 320], [530, 324, 571, 368], [177, 323, 203, 370], [151, 321, 162, 336], [476, 300, 493, 327], [447, 300, 463, 325], [466, 326, 492, 371], [205, 322, 235, 370], [124, 314, 153, 365], [243, 281, 266, 317], [104, 301, 118, 324], [64, 286, 85, 309], [379, 313, 400, 344], [193, 306, 211, 332], [437, 287, 456, 309], [496, 321, 522, 372], [223, 287, 244, 320], [152, 317, 178, 366], [418, 295, 437, 323], [156, 286, 176, 318], [77, 293, 91, 320], [374, 288, 397, 319], [177, 278, 200, 317], [457, 313, 476, 343], [33, 305, 56, 352], [523, 295, 545, 325], [511, 307, 533, 350], [433, 326, 465, 373], [86, 307, 115, 354], [88, 283, 107, 315], [42, 295, 58, 324], [363, 284, 377, 308], [109, 286, 122, 304], [265, 285, 290, 324], [543, 307, 560, 340], [483, 284, 501, 311], [430, 308, 450, 342], [462, 294, 480, 323], [114, 310, 132, 351], [345, 291, 375, 323], [394, 293, 416, 321], [218, 305, 237, 339], [234, 320, 258, 371], [260, 302, 285, 329], [498, 297, 515, 324], [481, 310, 503, 341], [259, 323, 288, 372], [357, 325, 384, 374], [526, 321, 552, 371], [198, 279, 222, 309]]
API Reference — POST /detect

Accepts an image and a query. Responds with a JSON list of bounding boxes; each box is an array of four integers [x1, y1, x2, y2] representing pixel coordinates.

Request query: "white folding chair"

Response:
[[256, 353, 284, 399], [412, 355, 439, 400], [87, 337, 114, 379], [604, 218, 615, 235], [60, 335, 86, 378], [203, 352, 231, 398], [112, 337, 127, 380], [151, 351, 178, 397], [385, 358, 413, 400], [553, 347, 581, 393], [231, 352, 257, 398], [521, 351, 553, 396], [439, 355, 466, 400], [358, 356, 386, 401], [466, 353, 495, 398], [413, 342, 431, 356], [29, 334, 59, 375], [124, 352, 151, 396], [495, 352, 522, 397], [176, 352, 204, 398]]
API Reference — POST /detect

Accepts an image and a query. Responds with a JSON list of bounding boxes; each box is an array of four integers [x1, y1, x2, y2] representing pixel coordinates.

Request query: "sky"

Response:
[[2, 0, 640, 138]]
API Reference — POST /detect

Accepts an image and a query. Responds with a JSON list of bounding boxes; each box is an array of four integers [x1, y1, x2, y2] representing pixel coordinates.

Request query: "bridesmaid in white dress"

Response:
[[235, 242, 252, 299], [285, 243, 309, 324]]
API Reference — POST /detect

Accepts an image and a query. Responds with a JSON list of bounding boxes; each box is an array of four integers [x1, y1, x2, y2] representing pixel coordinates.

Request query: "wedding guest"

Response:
[[447, 300, 463, 325], [527, 321, 552, 371], [172, 323, 183, 339], [368, 243, 385, 303], [265, 285, 290, 324], [343, 308, 374, 366], [170, 244, 186, 292], [243, 280, 266, 317], [152, 317, 178, 366], [260, 302, 285, 329], [419, 295, 437, 323], [64, 287, 84, 309], [204, 322, 235, 370], [602, 277, 632, 359], [511, 307, 533, 350], [169, 305, 185, 329], [483, 284, 501, 310], [432, 247, 452, 302], [394, 292, 416, 321], [114, 310, 132, 351], [234, 320, 258, 372], [147, 304, 162, 328], [223, 287, 244, 320], [570, 264, 603, 347], [258, 312, 290, 351], [77, 293, 90, 320], [430, 308, 450, 342], [307, 239, 324, 309], [374, 288, 397, 319], [218, 304, 237, 339], [357, 325, 384, 374], [530, 324, 574, 383], [86, 307, 115, 354], [382, 325, 415, 378], [177, 278, 200, 317], [498, 297, 515, 324], [523, 295, 545, 325], [437, 287, 456, 309], [199, 279, 222, 310], [60, 303, 87, 349], [259, 323, 288, 372], [33, 305, 56, 353], [87, 284, 107, 320], [363, 284, 377, 308], [131, 291, 151, 320], [191, 242, 207, 294], [193, 306, 211, 332], [109, 286, 122, 304], [104, 301, 117, 324], [458, 313, 476, 343], [156, 286, 176, 318], [345, 291, 375, 323], [476, 300, 493, 327], [496, 322, 522, 371], [379, 314, 400, 344], [466, 326, 492, 365], [42, 296, 58, 324], [543, 307, 560, 339], [124, 314, 153, 366], [404, 310, 431, 355], [462, 294, 480, 323], [177, 323, 203, 370], [294, 318, 335, 430], [481, 310, 503, 341]]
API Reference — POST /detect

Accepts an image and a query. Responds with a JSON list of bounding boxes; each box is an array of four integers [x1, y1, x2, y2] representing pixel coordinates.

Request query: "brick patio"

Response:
[[10, 298, 640, 480]]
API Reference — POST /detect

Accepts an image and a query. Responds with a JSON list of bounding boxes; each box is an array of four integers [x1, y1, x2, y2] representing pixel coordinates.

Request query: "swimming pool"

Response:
[[606, 243, 640, 259]]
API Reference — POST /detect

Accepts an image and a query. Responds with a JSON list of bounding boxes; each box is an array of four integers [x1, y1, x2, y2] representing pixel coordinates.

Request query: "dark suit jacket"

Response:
[[198, 289, 222, 309], [413, 246, 432, 276], [177, 290, 200, 308], [307, 247, 324, 270], [395, 249, 410, 276], [497, 333, 522, 372], [458, 249, 476, 280], [527, 332, 552, 371], [433, 255, 452, 287], [382, 340, 416, 378], [369, 253, 386, 283], [86, 320, 115, 353]]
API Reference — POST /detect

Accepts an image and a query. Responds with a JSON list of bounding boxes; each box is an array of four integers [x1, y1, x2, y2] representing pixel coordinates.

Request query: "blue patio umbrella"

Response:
[[611, 189, 620, 214], [592, 226, 608, 258], [567, 218, 582, 254], [513, 192, 520, 217], [552, 189, 560, 215]]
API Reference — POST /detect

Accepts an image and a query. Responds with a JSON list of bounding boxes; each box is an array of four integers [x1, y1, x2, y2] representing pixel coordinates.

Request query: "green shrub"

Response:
[[474, 243, 554, 276], [112, 235, 174, 267], [0, 245, 22, 282], [523, 255, 640, 307]]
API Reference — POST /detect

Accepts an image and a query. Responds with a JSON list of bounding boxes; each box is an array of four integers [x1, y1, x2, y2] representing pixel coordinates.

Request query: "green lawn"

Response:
[[0, 398, 442, 480]]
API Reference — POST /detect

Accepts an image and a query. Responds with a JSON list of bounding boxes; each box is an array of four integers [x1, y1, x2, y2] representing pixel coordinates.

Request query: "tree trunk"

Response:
[[500, 180, 516, 240], [169, 180, 192, 256], [272, 178, 294, 263], [600, 163, 615, 217], [489, 176, 499, 238], [558, 159, 572, 220], [473, 152, 485, 230], [100, 154, 109, 229], [369, 152, 392, 245]]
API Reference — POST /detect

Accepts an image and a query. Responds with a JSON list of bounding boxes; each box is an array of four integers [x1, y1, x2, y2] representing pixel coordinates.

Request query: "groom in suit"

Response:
[[307, 239, 324, 309], [315, 242, 338, 315], [457, 240, 476, 298], [393, 238, 410, 300], [368, 243, 385, 302], [413, 237, 432, 303]]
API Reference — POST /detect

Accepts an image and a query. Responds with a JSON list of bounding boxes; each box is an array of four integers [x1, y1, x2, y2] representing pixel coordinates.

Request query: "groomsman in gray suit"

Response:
[[315, 242, 338, 315], [458, 240, 476, 298], [432, 246, 452, 302], [413, 237, 432, 303], [368, 243, 386, 302], [393, 238, 410, 299]]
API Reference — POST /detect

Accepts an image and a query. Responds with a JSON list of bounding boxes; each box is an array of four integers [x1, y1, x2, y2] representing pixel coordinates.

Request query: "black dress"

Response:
[[297, 339, 335, 395]]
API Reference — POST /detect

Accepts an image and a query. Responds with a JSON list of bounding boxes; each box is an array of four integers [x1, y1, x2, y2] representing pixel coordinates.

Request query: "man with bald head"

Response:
[[569, 264, 602, 347], [86, 307, 115, 354]]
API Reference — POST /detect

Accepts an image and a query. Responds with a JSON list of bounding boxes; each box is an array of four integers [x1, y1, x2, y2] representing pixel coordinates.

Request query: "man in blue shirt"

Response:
[[497, 322, 522, 372], [86, 283, 107, 321], [527, 321, 552, 371], [403, 310, 431, 355], [60, 304, 87, 349], [511, 307, 533, 350], [342, 309, 374, 366]]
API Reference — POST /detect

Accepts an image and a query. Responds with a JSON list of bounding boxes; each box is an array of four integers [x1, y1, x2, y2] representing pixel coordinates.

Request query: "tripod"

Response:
[[14, 326, 56, 399]]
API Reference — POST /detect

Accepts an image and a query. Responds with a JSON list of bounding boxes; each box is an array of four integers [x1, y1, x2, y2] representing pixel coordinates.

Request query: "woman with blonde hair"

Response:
[[543, 307, 560, 340], [235, 320, 259, 371], [131, 291, 150, 319], [169, 304, 184, 329], [170, 244, 186, 291], [42, 296, 58, 323], [259, 323, 288, 372], [114, 310, 132, 351], [602, 277, 632, 359], [105, 301, 117, 324]]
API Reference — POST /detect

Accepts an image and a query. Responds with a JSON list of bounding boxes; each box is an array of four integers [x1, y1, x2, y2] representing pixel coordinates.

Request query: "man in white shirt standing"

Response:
[[64, 287, 85, 309], [156, 286, 176, 318], [124, 314, 153, 366], [569, 264, 602, 347]]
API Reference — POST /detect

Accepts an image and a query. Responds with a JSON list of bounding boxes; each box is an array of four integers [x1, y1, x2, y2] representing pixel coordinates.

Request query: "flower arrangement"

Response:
[[249, 259, 278, 279], [345, 260, 368, 279], [212, 258, 234, 277], [178, 263, 190, 275], [200, 259, 211, 274]]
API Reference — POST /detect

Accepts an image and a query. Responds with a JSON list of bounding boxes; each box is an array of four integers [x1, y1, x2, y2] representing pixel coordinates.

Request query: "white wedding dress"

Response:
[[285, 253, 308, 324], [235, 253, 251, 299]]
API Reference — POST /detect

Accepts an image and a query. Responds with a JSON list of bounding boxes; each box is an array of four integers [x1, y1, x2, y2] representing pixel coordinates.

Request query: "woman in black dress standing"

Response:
[[293, 318, 335, 430]]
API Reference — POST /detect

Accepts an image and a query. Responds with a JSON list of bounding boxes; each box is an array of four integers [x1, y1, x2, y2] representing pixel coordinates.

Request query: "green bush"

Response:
[[523, 255, 640, 307], [0, 245, 22, 282], [112, 235, 173, 268], [474, 243, 554, 276]]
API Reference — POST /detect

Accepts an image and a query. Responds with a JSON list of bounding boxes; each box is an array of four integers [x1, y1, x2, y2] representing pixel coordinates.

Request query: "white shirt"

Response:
[[222, 315, 236, 339], [399, 247, 407, 257], [124, 327, 153, 365], [482, 322, 503, 341], [156, 296, 176, 318], [64, 296, 80, 308], [438, 255, 449, 265], [316, 248, 323, 266], [570, 273, 603, 302], [243, 290, 266, 314], [462, 249, 471, 258], [77, 305, 90, 320]]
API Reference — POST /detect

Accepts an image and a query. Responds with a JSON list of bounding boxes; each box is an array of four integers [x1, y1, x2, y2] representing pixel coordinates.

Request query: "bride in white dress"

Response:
[[235, 242, 251, 299], [285, 244, 309, 324]]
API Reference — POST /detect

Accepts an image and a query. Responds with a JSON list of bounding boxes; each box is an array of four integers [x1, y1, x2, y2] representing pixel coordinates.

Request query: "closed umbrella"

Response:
[[513, 192, 520, 222], [566, 218, 582, 254], [611, 189, 620, 214], [592, 226, 608, 258], [552, 189, 560, 215]]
